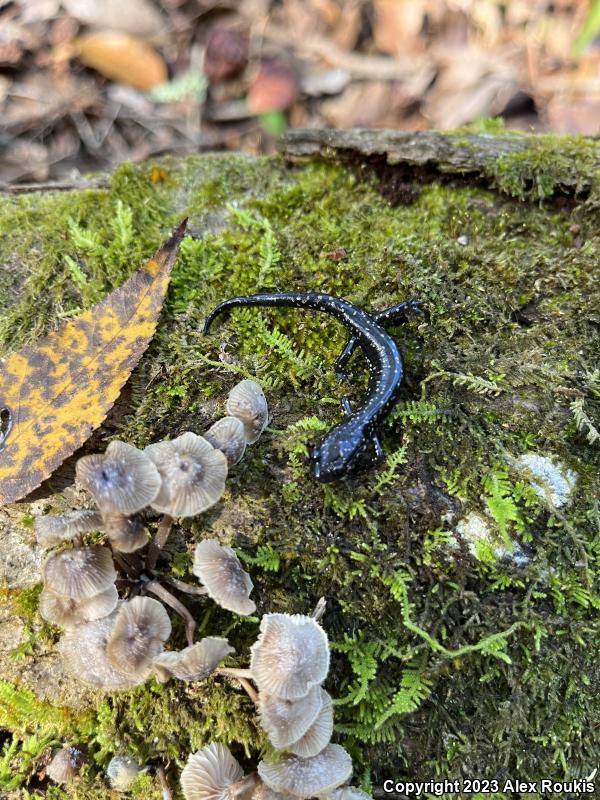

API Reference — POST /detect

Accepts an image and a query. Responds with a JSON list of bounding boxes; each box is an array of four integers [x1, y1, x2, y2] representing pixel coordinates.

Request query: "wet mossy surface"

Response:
[[0, 133, 599, 798]]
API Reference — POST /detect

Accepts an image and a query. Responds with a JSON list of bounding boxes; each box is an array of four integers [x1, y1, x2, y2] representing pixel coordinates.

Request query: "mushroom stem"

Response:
[[215, 667, 258, 703], [144, 580, 196, 646], [156, 764, 173, 800], [237, 677, 259, 704], [146, 515, 174, 572], [162, 576, 209, 596]]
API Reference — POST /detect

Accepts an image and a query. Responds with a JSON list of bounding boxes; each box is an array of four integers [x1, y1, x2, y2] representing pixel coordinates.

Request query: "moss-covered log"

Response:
[[0, 129, 599, 799]]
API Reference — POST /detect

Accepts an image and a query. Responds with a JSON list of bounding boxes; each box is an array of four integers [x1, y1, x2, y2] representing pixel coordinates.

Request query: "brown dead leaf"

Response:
[[74, 31, 168, 91], [0, 221, 187, 505], [63, 0, 166, 42]]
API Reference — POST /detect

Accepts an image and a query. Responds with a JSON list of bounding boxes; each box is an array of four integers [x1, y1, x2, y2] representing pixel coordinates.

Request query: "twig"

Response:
[[259, 21, 431, 81]]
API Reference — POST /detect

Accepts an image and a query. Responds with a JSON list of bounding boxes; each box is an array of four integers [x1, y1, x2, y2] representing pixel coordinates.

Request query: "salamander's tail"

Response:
[[203, 293, 314, 334]]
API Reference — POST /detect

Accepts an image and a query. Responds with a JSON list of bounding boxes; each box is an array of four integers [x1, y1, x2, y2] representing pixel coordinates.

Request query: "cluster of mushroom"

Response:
[[33, 379, 268, 692], [181, 612, 371, 800]]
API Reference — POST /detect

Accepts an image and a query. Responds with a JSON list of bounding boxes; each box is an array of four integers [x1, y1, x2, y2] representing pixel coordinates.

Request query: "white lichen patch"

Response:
[[517, 453, 576, 509], [455, 512, 494, 556], [454, 512, 528, 565]]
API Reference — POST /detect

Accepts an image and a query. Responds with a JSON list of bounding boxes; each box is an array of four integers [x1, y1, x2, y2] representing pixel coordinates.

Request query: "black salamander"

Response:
[[203, 292, 420, 482]]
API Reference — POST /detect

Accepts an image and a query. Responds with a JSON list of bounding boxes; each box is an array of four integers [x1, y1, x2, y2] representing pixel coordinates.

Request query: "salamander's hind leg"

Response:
[[375, 299, 421, 326], [341, 396, 353, 417], [334, 336, 358, 381]]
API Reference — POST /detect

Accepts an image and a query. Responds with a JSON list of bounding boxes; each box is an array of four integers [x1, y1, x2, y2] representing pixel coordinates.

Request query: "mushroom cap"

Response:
[[250, 613, 329, 700], [193, 539, 255, 615], [145, 432, 228, 517], [43, 546, 117, 600], [34, 509, 103, 548], [257, 745, 352, 799], [226, 380, 268, 444], [288, 689, 333, 758], [153, 637, 234, 682], [39, 584, 118, 627], [76, 440, 161, 514], [58, 614, 148, 689], [103, 512, 148, 553], [204, 416, 247, 466], [106, 755, 143, 791], [107, 596, 171, 675], [46, 747, 85, 784], [180, 743, 244, 800], [325, 788, 373, 800], [258, 684, 323, 750]]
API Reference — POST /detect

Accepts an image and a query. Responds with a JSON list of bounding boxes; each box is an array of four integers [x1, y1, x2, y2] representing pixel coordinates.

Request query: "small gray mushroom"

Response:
[[76, 440, 161, 514], [46, 746, 85, 784], [226, 380, 268, 444], [180, 743, 257, 800], [43, 546, 117, 601], [257, 744, 352, 799], [145, 432, 228, 517], [204, 416, 247, 466], [34, 509, 102, 548], [106, 596, 172, 675], [288, 689, 334, 758], [106, 755, 144, 792], [258, 684, 323, 750], [250, 613, 329, 699], [103, 512, 148, 553], [39, 584, 118, 628], [193, 539, 255, 615], [153, 637, 234, 683], [58, 613, 146, 690]]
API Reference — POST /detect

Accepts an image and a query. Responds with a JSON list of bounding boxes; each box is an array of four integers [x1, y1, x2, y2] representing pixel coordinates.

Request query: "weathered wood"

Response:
[[280, 128, 600, 192]]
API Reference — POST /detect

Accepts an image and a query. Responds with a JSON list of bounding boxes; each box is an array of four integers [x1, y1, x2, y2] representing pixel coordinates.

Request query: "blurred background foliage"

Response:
[[2, 0, 600, 184]]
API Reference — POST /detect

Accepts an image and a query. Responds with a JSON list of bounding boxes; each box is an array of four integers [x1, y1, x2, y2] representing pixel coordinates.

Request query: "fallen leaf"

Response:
[[0, 220, 187, 505], [63, 0, 166, 42], [74, 32, 168, 91]]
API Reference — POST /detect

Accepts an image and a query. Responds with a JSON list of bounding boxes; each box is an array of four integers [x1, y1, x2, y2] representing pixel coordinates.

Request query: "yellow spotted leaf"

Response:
[[0, 220, 187, 505]]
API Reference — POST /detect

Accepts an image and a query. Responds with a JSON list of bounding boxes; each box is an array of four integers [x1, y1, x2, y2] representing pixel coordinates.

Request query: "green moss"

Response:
[[487, 134, 600, 200], [0, 138, 599, 796]]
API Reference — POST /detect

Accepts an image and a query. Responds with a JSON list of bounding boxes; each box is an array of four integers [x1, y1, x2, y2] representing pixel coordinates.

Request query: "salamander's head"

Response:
[[311, 424, 369, 482]]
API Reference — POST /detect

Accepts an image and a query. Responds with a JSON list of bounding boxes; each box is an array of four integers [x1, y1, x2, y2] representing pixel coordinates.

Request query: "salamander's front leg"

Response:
[[371, 432, 384, 460], [334, 336, 358, 380], [341, 396, 353, 417], [375, 299, 421, 326]]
